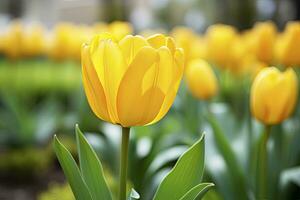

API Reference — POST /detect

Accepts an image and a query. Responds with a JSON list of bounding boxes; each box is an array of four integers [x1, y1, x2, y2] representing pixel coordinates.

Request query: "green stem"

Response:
[[257, 124, 271, 199], [119, 127, 130, 200]]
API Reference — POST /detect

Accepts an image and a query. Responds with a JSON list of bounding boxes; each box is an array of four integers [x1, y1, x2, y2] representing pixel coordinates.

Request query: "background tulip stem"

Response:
[[257, 124, 271, 199], [119, 126, 130, 200]]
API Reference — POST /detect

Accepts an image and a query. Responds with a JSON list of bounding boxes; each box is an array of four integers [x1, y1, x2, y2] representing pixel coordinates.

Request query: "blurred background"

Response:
[[1, 0, 300, 200], [1, 0, 300, 29]]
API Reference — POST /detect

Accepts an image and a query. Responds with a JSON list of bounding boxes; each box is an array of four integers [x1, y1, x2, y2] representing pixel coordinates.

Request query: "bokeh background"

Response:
[[1, 0, 300, 200]]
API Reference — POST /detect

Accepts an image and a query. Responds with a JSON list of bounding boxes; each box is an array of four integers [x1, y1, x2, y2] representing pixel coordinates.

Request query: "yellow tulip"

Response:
[[206, 24, 238, 68], [21, 24, 45, 57], [250, 67, 298, 125], [245, 22, 277, 63], [185, 59, 218, 100], [275, 22, 300, 66], [81, 33, 184, 127], [48, 23, 75, 60], [108, 21, 133, 41], [171, 27, 197, 63], [2, 21, 22, 59]]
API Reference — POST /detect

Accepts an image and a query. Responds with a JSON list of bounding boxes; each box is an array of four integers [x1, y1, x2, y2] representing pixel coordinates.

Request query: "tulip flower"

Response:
[[245, 22, 277, 63], [275, 22, 300, 66], [82, 33, 184, 127], [21, 24, 45, 57], [2, 21, 22, 59], [108, 21, 133, 41], [250, 67, 298, 125], [185, 59, 218, 100], [171, 27, 197, 63], [48, 23, 75, 60], [82, 33, 184, 200], [206, 24, 238, 69], [250, 67, 297, 199]]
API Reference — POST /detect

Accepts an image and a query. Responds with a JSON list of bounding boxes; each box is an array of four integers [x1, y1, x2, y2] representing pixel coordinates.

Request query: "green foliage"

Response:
[[54, 125, 212, 200], [54, 135, 93, 200], [153, 135, 209, 200], [75, 125, 112, 200]]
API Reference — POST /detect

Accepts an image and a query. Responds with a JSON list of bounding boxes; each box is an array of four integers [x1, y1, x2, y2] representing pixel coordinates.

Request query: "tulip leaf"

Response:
[[179, 183, 215, 200], [153, 134, 205, 200], [207, 114, 248, 199], [53, 135, 93, 200], [128, 188, 140, 200], [76, 125, 112, 200]]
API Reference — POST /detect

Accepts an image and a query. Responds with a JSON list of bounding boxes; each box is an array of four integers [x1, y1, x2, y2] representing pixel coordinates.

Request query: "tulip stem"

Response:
[[257, 124, 271, 199], [119, 126, 130, 200]]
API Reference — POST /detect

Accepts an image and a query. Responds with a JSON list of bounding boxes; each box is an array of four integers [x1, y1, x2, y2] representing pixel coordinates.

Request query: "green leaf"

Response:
[[207, 115, 248, 199], [53, 135, 93, 200], [179, 183, 214, 200], [153, 134, 205, 200], [128, 188, 140, 200], [76, 125, 112, 200]]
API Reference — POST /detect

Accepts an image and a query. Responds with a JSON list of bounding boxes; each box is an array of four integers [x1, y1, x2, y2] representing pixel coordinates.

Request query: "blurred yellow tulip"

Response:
[[245, 22, 277, 63], [82, 33, 184, 127], [108, 21, 133, 41], [250, 67, 298, 125], [275, 22, 300, 66], [171, 27, 197, 63], [48, 23, 75, 60], [2, 21, 22, 59], [185, 59, 218, 100], [206, 24, 238, 68], [21, 24, 45, 57]]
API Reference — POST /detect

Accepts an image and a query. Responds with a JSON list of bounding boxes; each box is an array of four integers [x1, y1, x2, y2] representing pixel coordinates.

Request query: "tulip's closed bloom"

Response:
[[2, 21, 22, 59], [206, 24, 238, 68], [185, 59, 218, 100], [275, 22, 300, 66], [21, 24, 45, 57], [250, 67, 298, 125], [108, 21, 133, 41], [82, 33, 184, 127], [48, 23, 75, 60], [171, 27, 197, 63], [245, 22, 277, 63]]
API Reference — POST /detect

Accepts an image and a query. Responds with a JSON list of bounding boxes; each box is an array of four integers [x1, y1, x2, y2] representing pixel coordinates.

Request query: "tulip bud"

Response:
[[82, 33, 184, 127], [275, 22, 300, 66], [246, 22, 277, 63], [108, 21, 133, 41], [250, 67, 298, 125], [185, 59, 218, 100], [206, 24, 238, 68]]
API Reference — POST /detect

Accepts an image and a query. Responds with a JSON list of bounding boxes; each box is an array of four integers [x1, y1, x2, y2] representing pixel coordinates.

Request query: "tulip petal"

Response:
[[147, 34, 166, 49], [151, 48, 184, 124], [90, 37, 126, 123], [251, 67, 298, 124], [166, 37, 176, 55], [119, 35, 148, 65], [82, 45, 110, 122], [117, 46, 162, 127]]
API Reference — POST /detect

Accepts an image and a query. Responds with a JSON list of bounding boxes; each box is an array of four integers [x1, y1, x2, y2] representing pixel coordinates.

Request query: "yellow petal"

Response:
[[185, 59, 218, 100], [251, 67, 298, 124], [281, 68, 298, 119], [117, 47, 161, 127], [166, 37, 176, 55], [119, 35, 148, 65], [90, 36, 126, 123], [151, 48, 184, 124], [147, 34, 166, 49], [81, 44, 110, 122]]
